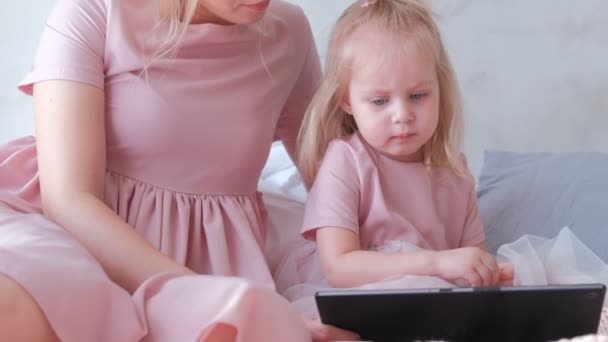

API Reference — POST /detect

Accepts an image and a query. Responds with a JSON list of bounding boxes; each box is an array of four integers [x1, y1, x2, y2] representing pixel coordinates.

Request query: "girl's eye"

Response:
[[410, 93, 427, 101], [371, 98, 388, 106]]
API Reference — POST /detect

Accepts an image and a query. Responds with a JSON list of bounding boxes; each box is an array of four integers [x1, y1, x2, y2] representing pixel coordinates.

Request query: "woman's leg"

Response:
[[0, 205, 146, 342], [0, 273, 58, 342], [0, 203, 312, 342]]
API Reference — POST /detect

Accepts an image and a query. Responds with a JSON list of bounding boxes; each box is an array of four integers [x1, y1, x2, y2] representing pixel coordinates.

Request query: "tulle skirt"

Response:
[[276, 227, 608, 335]]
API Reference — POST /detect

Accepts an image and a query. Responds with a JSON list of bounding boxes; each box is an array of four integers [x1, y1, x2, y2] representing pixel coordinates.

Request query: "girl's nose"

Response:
[[392, 105, 415, 124]]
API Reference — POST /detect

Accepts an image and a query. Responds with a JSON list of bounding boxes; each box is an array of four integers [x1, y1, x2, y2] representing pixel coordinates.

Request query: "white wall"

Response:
[[289, 0, 608, 175], [0, 0, 54, 143], [1, 0, 607, 176]]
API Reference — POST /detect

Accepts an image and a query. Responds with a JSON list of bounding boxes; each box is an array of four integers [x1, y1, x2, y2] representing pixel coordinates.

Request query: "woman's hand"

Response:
[[302, 316, 360, 342], [435, 247, 500, 287]]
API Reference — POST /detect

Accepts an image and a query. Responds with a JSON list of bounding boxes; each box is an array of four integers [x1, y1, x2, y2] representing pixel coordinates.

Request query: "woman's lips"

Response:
[[242, 0, 270, 11]]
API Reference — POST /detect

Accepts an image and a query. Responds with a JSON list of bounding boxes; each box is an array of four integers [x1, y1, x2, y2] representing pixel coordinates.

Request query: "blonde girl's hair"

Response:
[[297, 0, 466, 187]]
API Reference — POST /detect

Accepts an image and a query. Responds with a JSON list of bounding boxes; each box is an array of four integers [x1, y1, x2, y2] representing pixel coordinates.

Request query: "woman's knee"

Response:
[[0, 273, 59, 342]]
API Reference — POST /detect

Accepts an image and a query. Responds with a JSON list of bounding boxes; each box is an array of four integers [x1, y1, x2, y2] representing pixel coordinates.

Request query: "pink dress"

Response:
[[0, 0, 319, 341], [275, 133, 485, 313], [301, 134, 484, 250]]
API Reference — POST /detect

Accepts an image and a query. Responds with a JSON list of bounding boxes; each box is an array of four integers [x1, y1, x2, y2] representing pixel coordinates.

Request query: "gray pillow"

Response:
[[477, 150, 608, 262]]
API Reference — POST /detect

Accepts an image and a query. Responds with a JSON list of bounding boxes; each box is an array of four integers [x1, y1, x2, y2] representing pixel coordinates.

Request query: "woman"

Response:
[[0, 0, 358, 340]]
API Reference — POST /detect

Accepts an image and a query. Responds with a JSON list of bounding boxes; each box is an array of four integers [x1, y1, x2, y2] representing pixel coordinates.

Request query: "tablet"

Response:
[[315, 284, 606, 342]]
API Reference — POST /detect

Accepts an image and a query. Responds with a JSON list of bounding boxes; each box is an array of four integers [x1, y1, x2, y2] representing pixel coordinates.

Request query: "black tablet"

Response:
[[316, 284, 606, 342]]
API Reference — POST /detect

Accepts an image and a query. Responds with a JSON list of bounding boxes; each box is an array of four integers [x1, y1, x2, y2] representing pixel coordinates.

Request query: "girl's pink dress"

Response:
[[275, 133, 484, 311], [0, 0, 320, 340]]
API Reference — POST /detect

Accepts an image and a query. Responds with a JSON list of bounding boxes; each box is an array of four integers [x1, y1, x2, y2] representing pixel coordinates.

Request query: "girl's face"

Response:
[[194, 0, 271, 25], [341, 31, 440, 162]]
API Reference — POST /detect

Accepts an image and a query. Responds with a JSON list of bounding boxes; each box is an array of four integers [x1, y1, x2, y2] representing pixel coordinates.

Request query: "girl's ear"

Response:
[[340, 92, 353, 115]]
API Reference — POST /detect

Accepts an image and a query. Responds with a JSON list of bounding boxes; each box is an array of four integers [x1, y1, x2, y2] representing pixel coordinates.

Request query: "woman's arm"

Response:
[[34, 80, 192, 293], [317, 227, 502, 288]]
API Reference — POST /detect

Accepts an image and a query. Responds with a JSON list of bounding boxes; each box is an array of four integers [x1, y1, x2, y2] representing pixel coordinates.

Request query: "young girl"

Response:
[[0, 0, 357, 341], [276, 0, 607, 336], [282, 0, 512, 295]]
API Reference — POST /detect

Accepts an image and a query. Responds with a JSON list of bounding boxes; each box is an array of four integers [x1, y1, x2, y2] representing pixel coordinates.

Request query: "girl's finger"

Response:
[[474, 263, 492, 287]]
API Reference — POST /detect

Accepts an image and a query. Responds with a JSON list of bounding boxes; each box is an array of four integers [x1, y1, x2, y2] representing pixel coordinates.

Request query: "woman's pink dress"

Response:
[[0, 0, 320, 340]]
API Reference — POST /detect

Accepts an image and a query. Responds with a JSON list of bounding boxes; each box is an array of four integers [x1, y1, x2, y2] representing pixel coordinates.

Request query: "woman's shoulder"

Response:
[[49, 0, 109, 19], [45, 0, 108, 22]]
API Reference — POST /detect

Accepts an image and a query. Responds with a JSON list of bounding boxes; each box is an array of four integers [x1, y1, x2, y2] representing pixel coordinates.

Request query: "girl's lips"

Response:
[[242, 0, 270, 11], [392, 133, 416, 141]]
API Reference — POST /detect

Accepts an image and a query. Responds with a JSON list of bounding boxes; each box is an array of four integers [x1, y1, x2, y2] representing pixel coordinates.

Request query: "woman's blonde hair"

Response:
[[150, 0, 199, 61], [135, 0, 200, 75], [297, 0, 466, 187]]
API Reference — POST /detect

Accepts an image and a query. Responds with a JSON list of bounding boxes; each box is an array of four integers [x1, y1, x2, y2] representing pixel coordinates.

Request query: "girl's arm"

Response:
[[317, 227, 501, 288], [317, 227, 435, 288], [34, 80, 192, 293]]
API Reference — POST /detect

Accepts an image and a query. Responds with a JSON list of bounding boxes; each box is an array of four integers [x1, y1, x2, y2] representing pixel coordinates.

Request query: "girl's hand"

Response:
[[435, 247, 500, 287], [497, 263, 515, 286], [302, 316, 361, 342]]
